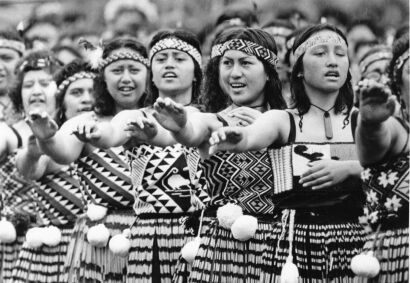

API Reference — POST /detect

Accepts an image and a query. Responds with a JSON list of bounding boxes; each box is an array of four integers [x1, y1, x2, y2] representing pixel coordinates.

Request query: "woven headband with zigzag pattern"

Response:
[[99, 52, 150, 69], [56, 71, 96, 96], [294, 33, 347, 62], [149, 37, 202, 67], [359, 51, 392, 74], [0, 39, 25, 54], [211, 39, 278, 67]]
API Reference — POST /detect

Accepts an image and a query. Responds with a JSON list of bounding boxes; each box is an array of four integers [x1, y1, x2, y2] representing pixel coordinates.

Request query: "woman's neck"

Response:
[[304, 84, 339, 113], [159, 88, 193, 106]]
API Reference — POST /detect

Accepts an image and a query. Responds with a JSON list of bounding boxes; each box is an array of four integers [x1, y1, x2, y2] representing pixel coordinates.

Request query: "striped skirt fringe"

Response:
[[188, 218, 275, 283], [260, 221, 367, 283], [64, 210, 136, 283], [126, 216, 195, 283], [0, 235, 25, 283], [358, 227, 408, 283], [11, 227, 72, 283]]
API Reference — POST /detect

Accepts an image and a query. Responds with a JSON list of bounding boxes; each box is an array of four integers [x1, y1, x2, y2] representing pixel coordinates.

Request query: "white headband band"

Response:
[[294, 33, 347, 62]]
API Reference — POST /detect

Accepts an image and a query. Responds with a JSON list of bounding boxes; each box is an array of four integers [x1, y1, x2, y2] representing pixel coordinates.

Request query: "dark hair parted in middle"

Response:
[[202, 27, 285, 113], [145, 29, 203, 106], [93, 36, 148, 116], [290, 24, 353, 120]]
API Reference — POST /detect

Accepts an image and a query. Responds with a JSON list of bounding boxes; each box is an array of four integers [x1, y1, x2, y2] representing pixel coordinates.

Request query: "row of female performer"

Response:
[[0, 23, 408, 283]]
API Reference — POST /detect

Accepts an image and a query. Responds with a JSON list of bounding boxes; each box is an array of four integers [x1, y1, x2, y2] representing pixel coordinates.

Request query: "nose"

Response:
[[326, 52, 338, 67], [81, 89, 94, 104], [31, 81, 43, 95], [120, 69, 132, 84], [230, 62, 242, 78], [164, 57, 176, 69]]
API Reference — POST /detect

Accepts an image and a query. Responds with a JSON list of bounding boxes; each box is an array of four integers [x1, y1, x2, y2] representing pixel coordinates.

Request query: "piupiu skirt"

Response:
[[0, 235, 25, 283], [188, 218, 275, 283], [64, 210, 135, 283]]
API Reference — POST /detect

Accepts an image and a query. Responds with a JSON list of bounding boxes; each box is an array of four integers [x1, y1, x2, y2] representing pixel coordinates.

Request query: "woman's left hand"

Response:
[[299, 160, 355, 190], [228, 107, 262, 126]]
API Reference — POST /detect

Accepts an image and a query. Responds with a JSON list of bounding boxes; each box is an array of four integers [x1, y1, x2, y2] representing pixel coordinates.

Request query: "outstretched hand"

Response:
[[227, 107, 262, 126], [71, 117, 101, 143], [153, 97, 187, 132], [208, 127, 244, 155], [27, 134, 43, 157], [124, 112, 158, 141], [25, 110, 58, 141], [358, 78, 396, 124]]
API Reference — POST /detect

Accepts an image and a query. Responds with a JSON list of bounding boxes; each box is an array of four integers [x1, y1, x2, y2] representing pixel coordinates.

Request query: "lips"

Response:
[[230, 82, 246, 89], [78, 106, 92, 112], [162, 72, 177, 78], [324, 70, 340, 78], [118, 86, 136, 92], [29, 97, 45, 104]]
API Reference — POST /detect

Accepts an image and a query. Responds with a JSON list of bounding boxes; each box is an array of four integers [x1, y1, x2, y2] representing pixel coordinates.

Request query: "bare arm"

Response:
[[15, 135, 49, 180], [355, 79, 408, 166], [28, 111, 86, 164], [209, 109, 290, 154]]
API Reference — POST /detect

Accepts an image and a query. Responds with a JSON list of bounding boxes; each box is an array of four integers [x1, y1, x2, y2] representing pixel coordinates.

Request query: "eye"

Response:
[[22, 82, 33, 88], [154, 56, 166, 63], [221, 59, 232, 66], [241, 60, 252, 66], [112, 68, 122, 74], [0, 55, 13, 62], [175, 56, 186, 62], [130, 68, 140, 74], [69, 89, 82, 96]]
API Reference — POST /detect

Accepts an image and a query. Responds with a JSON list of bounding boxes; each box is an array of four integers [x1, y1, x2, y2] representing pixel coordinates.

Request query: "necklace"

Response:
[[310, 103, 335, 140]]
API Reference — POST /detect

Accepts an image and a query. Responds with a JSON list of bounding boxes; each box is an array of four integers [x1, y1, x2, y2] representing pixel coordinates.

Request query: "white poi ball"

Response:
[[42, 226, 62, 247], [216, 203, 243, 229], [26, 227, 44, 248], [351, 251, 381, 278], [181, 237, 201, 264], [86, 203, 108, 221], [231, 215, 258, 241], [87, 224, 110, 247], [0, 218, 17, 243], [109, 233, 131, 257]]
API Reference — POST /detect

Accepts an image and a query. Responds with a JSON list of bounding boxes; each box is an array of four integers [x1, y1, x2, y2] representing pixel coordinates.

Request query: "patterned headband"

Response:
[[18, 57, 56, 73], [393, 49, 409, 83], [149, 37, 202, 67], [56, 71, 97, 96], [0, 39, 25, 54], [211, 39, 278, 67], [359, 51, 393, 74], [99, 51, 149, 70], [294, 33, 347, 62]]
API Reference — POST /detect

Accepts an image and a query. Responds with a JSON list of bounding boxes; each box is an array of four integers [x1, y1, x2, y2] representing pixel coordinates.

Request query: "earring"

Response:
[[297, 73, 304, 78]]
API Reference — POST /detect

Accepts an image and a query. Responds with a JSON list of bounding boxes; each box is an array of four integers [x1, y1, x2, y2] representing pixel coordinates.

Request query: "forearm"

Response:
[[356, 116, 392, 165], [173, 119, 208, 147], [16, 149, 47, 180], [345, 160, 363, 178], [89, 121, 128, 149]]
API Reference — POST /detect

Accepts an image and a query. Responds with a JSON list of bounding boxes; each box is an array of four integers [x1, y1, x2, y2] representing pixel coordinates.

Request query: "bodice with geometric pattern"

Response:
[[76, 147, 134, 210], [34, 165, 85, 226], [127, 143, 209, 215]]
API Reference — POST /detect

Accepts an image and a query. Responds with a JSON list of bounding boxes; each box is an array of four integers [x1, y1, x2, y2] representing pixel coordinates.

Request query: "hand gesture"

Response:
[[72, 117, 101, 143], [153, 97, 187, 132], [124, 113, 158, 141], [26, 134, 43, 157], [208, 127, 243, 155], [358, 78, 396, 124], [299, 159, 353, 190], [26, 110, 58, 141], [227, 107, 262, 126]]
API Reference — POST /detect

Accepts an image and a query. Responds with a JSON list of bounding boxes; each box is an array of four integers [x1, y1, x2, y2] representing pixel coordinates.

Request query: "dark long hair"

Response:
[[94, 36, 148, 116], [202, 27, 285, 113], [290, 24, 353, 125], [10, 50, 62, 113], [145, 30, 203, 106]]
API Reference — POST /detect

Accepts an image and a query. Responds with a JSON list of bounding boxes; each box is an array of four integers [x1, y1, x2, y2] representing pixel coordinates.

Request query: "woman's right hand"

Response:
[[26, 110, 58, 141], [358, 78, 396, 124], [208, 127, 244, 155], [153, 97, 187, 133], [124, 113, 158, 141], [72, 118, 102, 143]]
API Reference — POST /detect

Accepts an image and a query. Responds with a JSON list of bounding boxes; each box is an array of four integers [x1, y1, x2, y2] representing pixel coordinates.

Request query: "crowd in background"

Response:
[[0, 0, 408, 282]]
